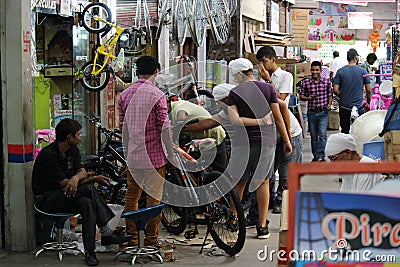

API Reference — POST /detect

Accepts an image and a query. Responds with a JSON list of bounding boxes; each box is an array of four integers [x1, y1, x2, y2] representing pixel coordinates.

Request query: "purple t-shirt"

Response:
[[227, 81, 278, 146]]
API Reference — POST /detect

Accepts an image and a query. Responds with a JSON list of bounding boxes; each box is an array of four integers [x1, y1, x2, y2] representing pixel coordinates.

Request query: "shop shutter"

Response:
[[117, 0, 158, 27]]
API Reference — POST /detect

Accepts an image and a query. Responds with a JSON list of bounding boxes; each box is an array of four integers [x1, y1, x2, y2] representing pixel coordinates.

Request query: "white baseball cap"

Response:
[[212, 83, 236, 101], [229, 58, 253, 76]]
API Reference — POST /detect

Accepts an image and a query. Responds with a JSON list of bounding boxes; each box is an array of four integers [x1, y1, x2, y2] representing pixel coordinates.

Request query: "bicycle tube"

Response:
[[155, 0, 169, 40], [174, 0, 188, 46], [82, 2, 112, 34], [191, 0, 207, 47], [143, 0, 152, 47]]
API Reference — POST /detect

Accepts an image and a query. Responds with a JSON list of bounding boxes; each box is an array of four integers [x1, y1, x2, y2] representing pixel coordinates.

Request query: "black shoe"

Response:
[[101, 232, 132, 246], [85, 251, 99, 266], [272, 203, 282, 214], [256, 225, 270, 239], [245, 217, 258, 228], [318, 158, 326, 162], [311, 157, 318, 162]]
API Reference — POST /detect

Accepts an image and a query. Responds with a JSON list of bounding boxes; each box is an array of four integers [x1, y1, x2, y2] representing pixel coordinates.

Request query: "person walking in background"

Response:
[[361, 53, 378, 88], [333, 48, 371, 134], [299, 61, 332, 162], [256, 46, 294, 106], [118, 56, 174, 247], [329, 51, 346, 79]]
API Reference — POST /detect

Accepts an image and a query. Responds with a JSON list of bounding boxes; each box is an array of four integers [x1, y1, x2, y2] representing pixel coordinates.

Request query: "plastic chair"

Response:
[[363, 140, 385, 161], [34, 202, 84, 261], [115, 204, 166, 265]]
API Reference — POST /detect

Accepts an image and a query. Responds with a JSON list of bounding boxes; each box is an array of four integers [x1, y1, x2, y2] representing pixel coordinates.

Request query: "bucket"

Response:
[[363, 140, 385, 161]]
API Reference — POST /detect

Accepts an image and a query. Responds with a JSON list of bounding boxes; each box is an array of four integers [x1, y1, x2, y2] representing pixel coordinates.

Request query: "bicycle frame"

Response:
[[91, 16, 125, 76]]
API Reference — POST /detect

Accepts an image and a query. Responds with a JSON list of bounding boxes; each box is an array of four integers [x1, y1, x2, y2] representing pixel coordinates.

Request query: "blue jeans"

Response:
[[308, 110, 328, 160]]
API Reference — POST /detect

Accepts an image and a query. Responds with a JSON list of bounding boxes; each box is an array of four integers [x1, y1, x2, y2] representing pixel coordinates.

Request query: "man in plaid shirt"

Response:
[[118, 56, 174, 246], [299, 61, 333, 162]]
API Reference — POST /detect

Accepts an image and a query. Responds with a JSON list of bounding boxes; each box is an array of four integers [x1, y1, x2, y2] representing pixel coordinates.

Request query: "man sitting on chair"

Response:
[[32, 118, 131, 266]]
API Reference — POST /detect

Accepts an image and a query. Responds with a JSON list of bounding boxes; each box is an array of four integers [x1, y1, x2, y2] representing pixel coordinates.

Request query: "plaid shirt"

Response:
[[301, 77, 332, 110], [118, 79, 171, 169]]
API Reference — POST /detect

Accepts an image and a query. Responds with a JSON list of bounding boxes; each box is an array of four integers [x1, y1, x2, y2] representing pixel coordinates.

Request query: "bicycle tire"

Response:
[[174, 0, 188, 46], [208, 183, 246, 256], [186, 0, 207, 47], [155, 0, 169, 40], [81, 61, 110, 92], [82, 2, 112, 34], [204, 0, 231, 44], [161, 168, 189, 235]]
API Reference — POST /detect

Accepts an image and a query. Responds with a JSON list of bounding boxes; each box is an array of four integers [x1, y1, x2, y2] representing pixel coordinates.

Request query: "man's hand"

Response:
[[263, 111, 273, 125], [283, 142, 292, 157], [63, 176, 79, 197], [259, 64, 271, 82], [92, 175, 111, 187]]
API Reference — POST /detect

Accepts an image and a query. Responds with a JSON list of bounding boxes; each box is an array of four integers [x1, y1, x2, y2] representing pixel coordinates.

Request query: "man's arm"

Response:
[[333, 84, 340, 96], [184, 116, 221, 132], [278, 99, 292, 142], [271, 103, 292, 156], [59, 168, 87, 197], [364, 83, 372, 104]]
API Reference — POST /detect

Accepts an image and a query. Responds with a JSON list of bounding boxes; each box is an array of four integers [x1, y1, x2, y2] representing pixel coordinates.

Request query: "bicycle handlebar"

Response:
[[85, 114, 122, 139]]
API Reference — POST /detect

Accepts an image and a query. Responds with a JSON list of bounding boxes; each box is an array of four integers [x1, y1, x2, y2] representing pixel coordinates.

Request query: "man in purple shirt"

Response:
[[118, 56, 174, 246], [299, 61, 333, 161]]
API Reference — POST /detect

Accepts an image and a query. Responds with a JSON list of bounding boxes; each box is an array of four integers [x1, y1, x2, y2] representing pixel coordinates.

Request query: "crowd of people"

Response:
[[31, 46, 386, 266]]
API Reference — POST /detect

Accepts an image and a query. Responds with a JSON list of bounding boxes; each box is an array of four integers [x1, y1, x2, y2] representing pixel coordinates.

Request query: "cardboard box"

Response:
[[384, 130, 400, 161], [328, 110, 340, 130]]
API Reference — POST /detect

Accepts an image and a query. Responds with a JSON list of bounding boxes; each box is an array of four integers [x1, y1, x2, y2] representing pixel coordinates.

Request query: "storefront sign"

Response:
[[348, 12, 373, 29], [293, 192, 400, 263], [242, 0, 266, 22], [34, 0, 58, 14], [271, 1, 280, 33], [289, 9, 309, 47]]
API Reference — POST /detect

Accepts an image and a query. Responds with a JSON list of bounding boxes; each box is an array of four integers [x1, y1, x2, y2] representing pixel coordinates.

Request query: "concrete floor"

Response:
[[0, 130, 342, 267]]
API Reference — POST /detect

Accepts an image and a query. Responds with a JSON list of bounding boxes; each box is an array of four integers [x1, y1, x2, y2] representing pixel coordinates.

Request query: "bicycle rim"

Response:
[[187, 0, 207, 47], [208, 185, 246, 256], [174, 0, 188, 46], [82, 2, 112, 34], [81, 61, 110, 92], [143, 0, 153, 47], [155, 0, 169, 40], [225, 0, 237, 17], [161, 169, 189, 235], [205, 0, 231, 44]]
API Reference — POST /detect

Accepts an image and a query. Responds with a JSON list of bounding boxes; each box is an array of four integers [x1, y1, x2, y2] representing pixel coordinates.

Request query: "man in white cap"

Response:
[[325, 133, 382, 192]]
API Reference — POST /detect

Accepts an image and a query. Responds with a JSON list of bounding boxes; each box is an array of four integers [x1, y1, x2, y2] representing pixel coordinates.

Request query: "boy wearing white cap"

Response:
[[227, 58, 292, 239], [325, 133, 382, 192]]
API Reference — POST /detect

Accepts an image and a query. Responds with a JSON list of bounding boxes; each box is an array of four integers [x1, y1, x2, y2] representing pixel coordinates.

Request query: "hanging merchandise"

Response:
[[206, 60, 215, 89], [368, 23, 383, 53]]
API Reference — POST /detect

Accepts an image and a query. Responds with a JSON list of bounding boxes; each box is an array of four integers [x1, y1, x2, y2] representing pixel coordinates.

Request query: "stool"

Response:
[[363, 140, 385, 161], [34, 202, 84, 261], [115, 204, 166, 265]]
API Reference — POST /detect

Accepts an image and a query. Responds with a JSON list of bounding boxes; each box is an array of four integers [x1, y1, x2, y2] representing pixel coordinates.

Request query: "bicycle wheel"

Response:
[[82, 2, 112, 34], [186, 0, 207, 47], [208, 180, 246, 256], [81, 61, 110, 92], [155, 0, 169, 40], [161, 169, 189, 235], [205, 0, 231, 44], [174, 0, 188, 46], [143, 0, 153, 47]]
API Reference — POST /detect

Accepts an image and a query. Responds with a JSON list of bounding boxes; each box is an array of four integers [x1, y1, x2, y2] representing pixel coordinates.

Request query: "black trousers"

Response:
[[339, 106, 365, 134], [37, 184, 115, 252]]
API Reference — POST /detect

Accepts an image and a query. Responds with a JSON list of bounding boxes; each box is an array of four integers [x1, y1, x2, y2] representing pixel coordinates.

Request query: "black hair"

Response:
[[136, 56, 160, 75], [333, 51, 339, 58], [311, 61, 322, 69], [256, 46, 276, 60], [55, 118, 82, 142], [366, 53, 377, 62]]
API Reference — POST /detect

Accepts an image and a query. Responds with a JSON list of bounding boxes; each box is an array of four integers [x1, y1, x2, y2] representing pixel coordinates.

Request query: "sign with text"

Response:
[[348, 12, 373, 29], [289, 9, 309, 47]]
